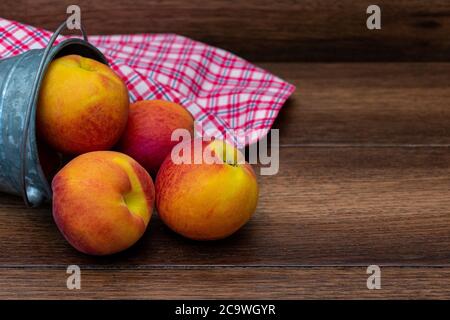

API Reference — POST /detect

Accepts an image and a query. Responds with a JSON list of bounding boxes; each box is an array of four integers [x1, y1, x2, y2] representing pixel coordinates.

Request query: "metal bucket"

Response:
[[0, 22, 108, 207]]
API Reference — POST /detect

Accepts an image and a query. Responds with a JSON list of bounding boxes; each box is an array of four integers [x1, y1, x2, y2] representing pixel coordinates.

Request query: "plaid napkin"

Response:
[[0, 18, 295, 146]]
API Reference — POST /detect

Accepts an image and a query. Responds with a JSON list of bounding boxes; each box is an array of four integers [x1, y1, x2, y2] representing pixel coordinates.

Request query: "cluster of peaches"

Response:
[[36, 55, 259, 255]]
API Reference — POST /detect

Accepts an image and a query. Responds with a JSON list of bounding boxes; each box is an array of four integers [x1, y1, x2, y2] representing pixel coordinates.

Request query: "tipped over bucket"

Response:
[[0, 22, 108, 207]]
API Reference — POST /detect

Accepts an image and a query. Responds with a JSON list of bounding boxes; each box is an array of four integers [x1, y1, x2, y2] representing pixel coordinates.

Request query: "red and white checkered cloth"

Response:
[[0, 18, 295, 146]]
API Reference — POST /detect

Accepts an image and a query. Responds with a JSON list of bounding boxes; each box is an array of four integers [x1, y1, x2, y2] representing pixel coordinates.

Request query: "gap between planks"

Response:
[[1, 264, 450, 270], [278, 144, 450, 148]]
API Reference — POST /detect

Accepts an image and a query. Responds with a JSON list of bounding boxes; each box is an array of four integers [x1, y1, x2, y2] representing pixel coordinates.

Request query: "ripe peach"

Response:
[[37, 55, 129, 155], [117, 100, 194, 176], [155, 139, 259, 240], [52, 151, 155, 255]]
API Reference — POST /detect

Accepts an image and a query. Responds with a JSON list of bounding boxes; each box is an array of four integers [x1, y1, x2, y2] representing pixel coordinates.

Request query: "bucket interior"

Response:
[[53, 42, 108, 63]]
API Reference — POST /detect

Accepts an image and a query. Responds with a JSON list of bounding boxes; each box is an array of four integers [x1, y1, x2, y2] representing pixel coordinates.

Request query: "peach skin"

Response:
[[52, 151, 155, 255], [37, 55, 129, 155], [155, 138, 259, 240], [117, 100, 194, 177]]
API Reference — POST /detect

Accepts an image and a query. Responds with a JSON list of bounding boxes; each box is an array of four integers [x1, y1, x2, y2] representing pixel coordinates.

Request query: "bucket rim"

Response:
[[49, 37, 109, 65]]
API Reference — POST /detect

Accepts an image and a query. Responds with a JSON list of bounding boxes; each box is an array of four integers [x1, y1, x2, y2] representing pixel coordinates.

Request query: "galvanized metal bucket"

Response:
[[0, 22, 108, 207]]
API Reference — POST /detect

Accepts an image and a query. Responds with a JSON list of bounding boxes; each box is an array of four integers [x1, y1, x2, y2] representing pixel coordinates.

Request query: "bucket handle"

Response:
[[20, 21, 88, 207]]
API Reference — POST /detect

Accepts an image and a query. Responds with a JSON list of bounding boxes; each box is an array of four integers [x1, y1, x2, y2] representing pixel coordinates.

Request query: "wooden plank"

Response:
[[0, 266, 449, 299], [1, 0, 450, 62], [0, 147, 449, 266], [263, 63, 450, 145]]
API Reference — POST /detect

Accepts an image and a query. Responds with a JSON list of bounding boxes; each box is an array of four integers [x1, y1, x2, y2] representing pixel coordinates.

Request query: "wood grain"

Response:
[[0, 147, 449, 266], [0, 267, 449, 299], [1, 0, 450, 62], [264, 63, 450, 145]]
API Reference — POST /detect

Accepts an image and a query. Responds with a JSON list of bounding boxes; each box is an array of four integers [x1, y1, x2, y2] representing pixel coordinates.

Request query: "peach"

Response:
[[155, 139, 259, 240], [37, 55, 129, 155], [52, 151, 155, 255], [117, 100, 194, 176]]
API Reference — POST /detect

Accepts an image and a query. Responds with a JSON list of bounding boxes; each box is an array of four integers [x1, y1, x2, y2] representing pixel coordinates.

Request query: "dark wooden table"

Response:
[[0, 62, 449, 299], [1, 1, 450, 299]]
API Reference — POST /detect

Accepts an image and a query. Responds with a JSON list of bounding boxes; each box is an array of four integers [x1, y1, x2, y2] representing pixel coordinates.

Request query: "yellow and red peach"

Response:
[[37, 54, 129, 155], [155, 139, 259, 240], [52, 151, 155, 255], [117, 100, 194, 177]]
